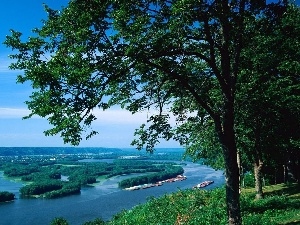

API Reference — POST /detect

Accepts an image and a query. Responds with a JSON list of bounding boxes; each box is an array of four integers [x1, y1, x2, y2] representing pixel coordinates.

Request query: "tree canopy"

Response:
[[4, 1, 299, 224]]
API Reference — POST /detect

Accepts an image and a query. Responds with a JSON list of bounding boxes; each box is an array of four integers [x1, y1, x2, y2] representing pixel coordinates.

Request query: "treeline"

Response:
[[20, 180, 63, 196], [21, 171, 61, 182], [4, 163, 41, 177], [43, 183, 81, 199], [118, 165, 184, 188], [19, 180, 81, 199], [0, 147, 122, 156], [0, 191, 15, 202]]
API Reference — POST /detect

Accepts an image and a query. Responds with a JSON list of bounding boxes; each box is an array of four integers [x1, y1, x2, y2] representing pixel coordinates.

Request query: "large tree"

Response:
[[5, 1, 294, 224], [235, 3, 300, 198]]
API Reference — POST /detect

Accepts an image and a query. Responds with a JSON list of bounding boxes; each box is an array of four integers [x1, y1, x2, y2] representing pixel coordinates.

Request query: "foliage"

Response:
[[109, 188, 228, 225], [21, 170, 61, 182], [4, 163, 40, 177], [241, 194, 300, 224], [50, 217, 69, 225], [45, 183, 300, 225], [82, 218, 106, 225], [105, 184, 300, 225], [118, 165, 184, 188], [0, 191, 15, 202], [235, 3, 300, 187], [19, 180, 63, 196], [103, 185, 299, 225], [243, 173, 255, 188], [18, 176, 81, 199], [43, 183, 81, 199], [4, 1, 300, 223]]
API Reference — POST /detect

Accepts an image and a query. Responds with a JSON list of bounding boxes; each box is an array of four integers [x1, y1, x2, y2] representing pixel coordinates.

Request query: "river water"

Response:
[[0, 162, 224, 225]]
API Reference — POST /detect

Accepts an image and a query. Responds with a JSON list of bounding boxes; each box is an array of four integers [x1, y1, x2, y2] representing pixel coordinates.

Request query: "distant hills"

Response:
[[0, 147, 123, 156]]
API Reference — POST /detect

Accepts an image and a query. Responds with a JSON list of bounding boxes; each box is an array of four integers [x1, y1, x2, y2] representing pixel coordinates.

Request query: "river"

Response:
[[0, 162, 224, 225]]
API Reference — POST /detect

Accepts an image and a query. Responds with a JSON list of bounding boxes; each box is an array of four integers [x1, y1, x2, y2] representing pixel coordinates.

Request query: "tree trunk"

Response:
[[296, 159, 300, 184], [253, 116, 264, 199], [283, 164, 288, 183], [254, 160, 264, 199], [215, 110, 242, 225], [223, 144, 242, 225], [237, 150, 243, 193]]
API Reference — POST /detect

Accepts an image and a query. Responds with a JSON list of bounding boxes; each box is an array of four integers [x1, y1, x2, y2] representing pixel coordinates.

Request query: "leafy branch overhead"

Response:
[[4, 1, 300, 224], [5, 0, 247, 146]]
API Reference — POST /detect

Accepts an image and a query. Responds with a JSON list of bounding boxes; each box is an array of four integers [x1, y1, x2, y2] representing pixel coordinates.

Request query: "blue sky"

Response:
[[1, 1, 299, 148], [0, 0, 180, 148]]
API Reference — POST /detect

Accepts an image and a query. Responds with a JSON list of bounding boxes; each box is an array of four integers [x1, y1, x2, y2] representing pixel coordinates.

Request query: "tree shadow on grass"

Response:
[[242, 184, 300, 214], [248, 198, 300, 214], [283, 221, 300, 225], [264, 183, 300, 199], [241, 184, 300, 224]]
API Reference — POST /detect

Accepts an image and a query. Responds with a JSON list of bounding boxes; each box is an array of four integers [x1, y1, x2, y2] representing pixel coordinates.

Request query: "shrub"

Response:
[[50, 217, 69, 225], [0, 191, 15, 202], [82, 218, 106, 225]]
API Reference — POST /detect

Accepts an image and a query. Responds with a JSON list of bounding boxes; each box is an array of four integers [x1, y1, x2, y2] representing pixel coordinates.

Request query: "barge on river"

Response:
[[193, 180, 214, 189]]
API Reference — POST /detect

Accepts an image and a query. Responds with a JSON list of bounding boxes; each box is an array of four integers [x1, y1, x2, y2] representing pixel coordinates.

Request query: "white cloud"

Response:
[[0, 55, 18, 73], [0, 107, 150, 124], [92, 108, 149, 125], [0, 107, 181, 148], [0, 65, 10, 73], [0, 107, 30, 118], [0, 107, 178, 126], [92, 108, 178, 126]]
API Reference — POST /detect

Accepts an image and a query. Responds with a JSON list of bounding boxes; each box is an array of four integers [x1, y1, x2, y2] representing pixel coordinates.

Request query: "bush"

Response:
[[82, 218, 106, 225], [0, 191, 15, 202], [50, 217, 69, 225]]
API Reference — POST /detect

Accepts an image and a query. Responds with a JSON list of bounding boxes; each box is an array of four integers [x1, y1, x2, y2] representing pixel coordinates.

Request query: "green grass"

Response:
[[241, 183, 300, 225], [52, 183, 300, 225], [104, 183, 300, 225]]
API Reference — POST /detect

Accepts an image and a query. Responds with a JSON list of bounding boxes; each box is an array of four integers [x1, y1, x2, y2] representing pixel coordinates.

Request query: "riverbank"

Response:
[[123, 174, 187, 191]]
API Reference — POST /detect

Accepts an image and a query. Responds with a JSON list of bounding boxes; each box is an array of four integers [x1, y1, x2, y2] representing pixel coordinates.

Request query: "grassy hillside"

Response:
[[103, 184, 300, 225], [53, 183, 300, 225], [241, 183, 300, 225]]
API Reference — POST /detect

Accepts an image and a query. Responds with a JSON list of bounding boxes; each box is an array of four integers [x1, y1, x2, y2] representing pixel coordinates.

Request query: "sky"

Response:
[[1, 1, 299, 148], [0, 0, 180, 148]]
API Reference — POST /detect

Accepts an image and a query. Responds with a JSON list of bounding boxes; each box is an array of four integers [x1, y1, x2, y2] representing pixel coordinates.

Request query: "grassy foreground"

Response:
[[53, 183, 300, 225]]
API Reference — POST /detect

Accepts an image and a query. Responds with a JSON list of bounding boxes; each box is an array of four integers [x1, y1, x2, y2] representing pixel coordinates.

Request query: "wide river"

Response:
[[0, 161, 224, 225]]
